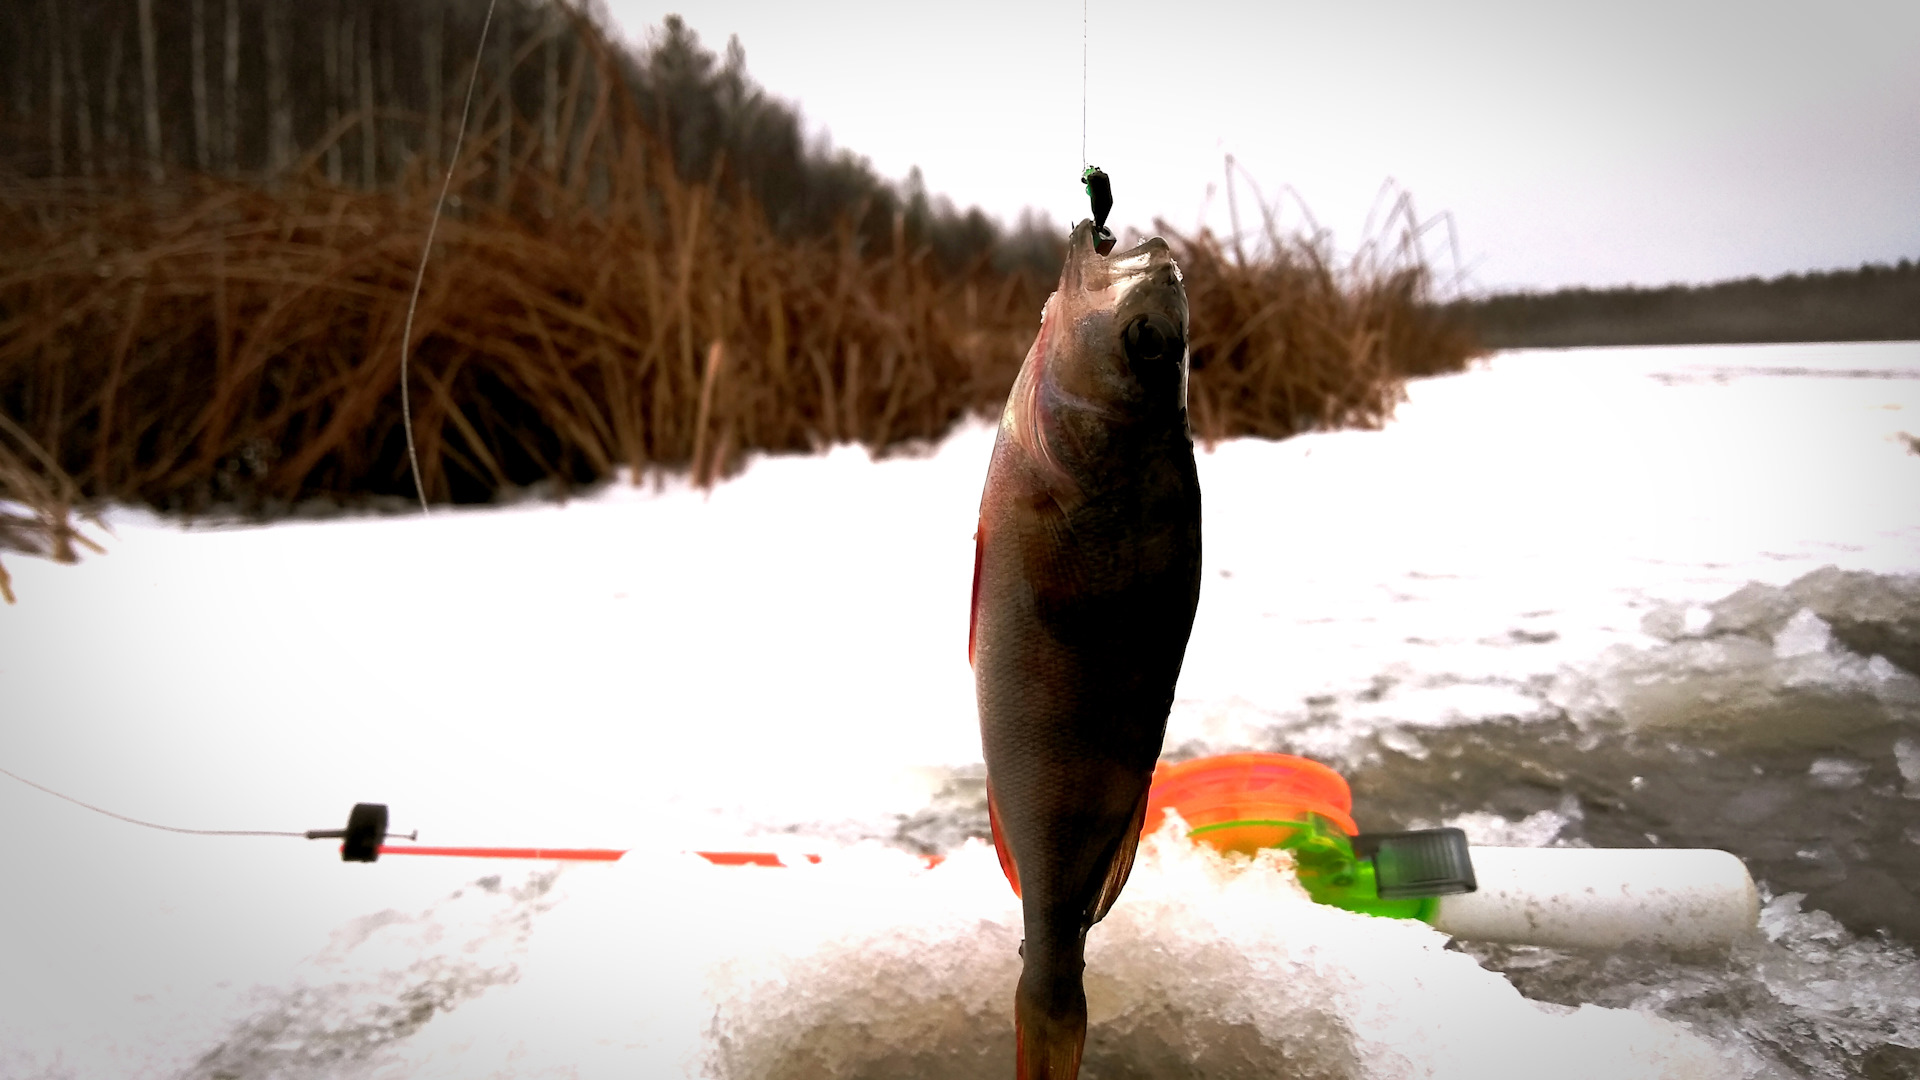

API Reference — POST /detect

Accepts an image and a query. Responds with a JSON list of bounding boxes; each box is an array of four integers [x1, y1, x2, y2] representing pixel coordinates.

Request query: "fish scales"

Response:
[[971, 220, 1203, 1080]]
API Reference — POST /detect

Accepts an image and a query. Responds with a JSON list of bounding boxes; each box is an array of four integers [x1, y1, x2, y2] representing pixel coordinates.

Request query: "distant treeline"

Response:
[[0, 0, 1059, 275], [1451, 260, 1920, 348]]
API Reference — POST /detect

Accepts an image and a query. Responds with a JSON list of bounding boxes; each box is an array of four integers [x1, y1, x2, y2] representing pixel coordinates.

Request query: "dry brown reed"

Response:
[[1174, 186, 1481, 447], [0, 101, 1047, 516], [0, 17, 1480, 598], [0, 412, 101, 603]]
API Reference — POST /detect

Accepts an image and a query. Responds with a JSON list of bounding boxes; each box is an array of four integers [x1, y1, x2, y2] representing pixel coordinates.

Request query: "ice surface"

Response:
[[3, 341, 1918, 1077], [1165, 342, 1920, 763], [0, 847, 560, 1080], [1464, 889, 1920, 1080], [381, 826, 1739, 1080]]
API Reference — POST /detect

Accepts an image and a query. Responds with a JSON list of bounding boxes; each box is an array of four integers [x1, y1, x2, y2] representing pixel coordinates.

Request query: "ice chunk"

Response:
[[1682, 605, 1713, 636], [1786, 566, 1920, 676], [1807, 757, 1867, 790], [1550, 572, 1920, 739], [1772, 609, 1833, 659], [1434, 803, 1581, 848], [1747, 893, 1920, 1056], [1682, 568, 1920, 677], [1378, 727, 1429, 760], [1895, 738, 1920, 797], [1704, 581, 1799, 639], [1640, 603, 1717, 642]]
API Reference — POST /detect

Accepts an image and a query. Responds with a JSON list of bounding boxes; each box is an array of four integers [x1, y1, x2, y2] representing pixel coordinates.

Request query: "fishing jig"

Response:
[[1083, 166, 1115, 255]]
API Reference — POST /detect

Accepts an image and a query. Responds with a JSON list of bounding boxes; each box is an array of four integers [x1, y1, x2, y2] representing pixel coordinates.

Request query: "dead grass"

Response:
[[0, 19, 1479, 598], [0, 148, 1042, 513], [0, 410, 100, 603], [1175, 185, 1481, 446]]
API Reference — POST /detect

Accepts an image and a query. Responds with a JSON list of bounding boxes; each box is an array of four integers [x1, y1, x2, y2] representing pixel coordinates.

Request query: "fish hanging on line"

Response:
[[970, 171, 1203, 1080]]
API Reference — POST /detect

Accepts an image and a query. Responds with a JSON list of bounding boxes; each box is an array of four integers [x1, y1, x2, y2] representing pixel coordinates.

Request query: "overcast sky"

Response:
[[597, 1, 1920, 293]]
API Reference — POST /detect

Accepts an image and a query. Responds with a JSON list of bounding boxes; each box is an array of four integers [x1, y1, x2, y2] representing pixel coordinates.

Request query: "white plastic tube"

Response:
[[1431, 847, 1759, 950]]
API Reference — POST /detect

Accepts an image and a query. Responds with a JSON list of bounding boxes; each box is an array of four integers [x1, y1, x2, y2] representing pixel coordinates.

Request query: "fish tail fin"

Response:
[[1014, 965, 1086, 1080]]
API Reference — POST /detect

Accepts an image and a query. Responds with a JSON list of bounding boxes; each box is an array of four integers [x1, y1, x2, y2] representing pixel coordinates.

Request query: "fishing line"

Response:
[[0, 762, 876, 869], [0, 762, 304, 838], [399, 0, 500, 515], [1, 762, 421, 853], [1077, 1, 1112, 255]]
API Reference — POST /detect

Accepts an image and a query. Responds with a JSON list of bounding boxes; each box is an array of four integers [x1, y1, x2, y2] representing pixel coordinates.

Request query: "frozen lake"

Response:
[[2, 341, 1917, 1078]]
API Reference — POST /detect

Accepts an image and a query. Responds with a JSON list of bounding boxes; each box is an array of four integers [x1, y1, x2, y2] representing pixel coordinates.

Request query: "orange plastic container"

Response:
[[1144, 753, 1358, 854]]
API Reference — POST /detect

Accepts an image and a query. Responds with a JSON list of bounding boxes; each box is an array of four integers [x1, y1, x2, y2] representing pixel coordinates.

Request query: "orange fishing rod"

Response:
[[370, 843, 832, 867], [315, 802, 880, 866], [0, 766, 928, 869]]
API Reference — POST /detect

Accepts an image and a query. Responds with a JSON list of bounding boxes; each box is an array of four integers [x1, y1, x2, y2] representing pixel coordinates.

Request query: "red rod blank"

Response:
[[377, 845, 627, 861], [370, 846, 934, 867], [694, 851, 822, 867]]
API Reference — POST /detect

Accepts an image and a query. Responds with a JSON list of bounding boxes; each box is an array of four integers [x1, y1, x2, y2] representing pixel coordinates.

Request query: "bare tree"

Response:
[[495, 10, 512, 205], [542, 8, 559, 174], [378, 10, 402, 185], [137, 0, 164, 182], [358, 1, 376, 187], [223, 0, 239, 173], [11, 15, 30, 130], [422, 0, 444, 172], [322, 7, 341, 182], [103, 21, 125, 175], [265, 0, 289, 175], [66, 28, 95, 179], [191, 0, 211, 171], [45, 0, 63, 178]]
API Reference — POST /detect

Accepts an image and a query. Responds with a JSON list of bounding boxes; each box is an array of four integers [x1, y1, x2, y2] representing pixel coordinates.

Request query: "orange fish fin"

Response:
[[968, 521, 984, 667], [1088, 787, 1151, 925], [986, 782, 1021, 898], [1015, 971, 1086, 1080]]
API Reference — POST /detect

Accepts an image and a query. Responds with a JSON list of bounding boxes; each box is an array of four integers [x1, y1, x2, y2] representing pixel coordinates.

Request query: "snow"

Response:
[[2, 340, 1917, 1077]]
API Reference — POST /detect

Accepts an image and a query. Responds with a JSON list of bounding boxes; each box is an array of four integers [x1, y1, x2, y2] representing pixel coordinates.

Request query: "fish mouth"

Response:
[[1063, 221, 1180, 308], [1002, 222, 1189, 483]]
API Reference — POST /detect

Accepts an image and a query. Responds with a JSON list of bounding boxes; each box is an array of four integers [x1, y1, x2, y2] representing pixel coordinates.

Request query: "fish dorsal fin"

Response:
[[987, 782, 1021, 897], [1088, 787, 1150, 925]]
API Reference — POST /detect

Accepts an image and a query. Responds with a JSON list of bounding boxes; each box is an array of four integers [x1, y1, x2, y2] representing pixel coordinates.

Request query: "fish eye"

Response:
[[1123, 313, 1181, 364]]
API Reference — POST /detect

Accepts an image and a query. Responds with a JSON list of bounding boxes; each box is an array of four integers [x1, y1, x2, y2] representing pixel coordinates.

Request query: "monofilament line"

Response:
[[1081, 0, 1088, 168], [399, 0, 500, 515], [0, 764, 303, 838]]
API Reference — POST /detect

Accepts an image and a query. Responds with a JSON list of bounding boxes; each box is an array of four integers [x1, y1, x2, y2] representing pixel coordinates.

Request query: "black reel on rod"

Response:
[[306, 803, 415, 863]]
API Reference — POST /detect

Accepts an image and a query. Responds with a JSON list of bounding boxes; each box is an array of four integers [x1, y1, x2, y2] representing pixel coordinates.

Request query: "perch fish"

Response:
[[971, 219, 1203, 1079]]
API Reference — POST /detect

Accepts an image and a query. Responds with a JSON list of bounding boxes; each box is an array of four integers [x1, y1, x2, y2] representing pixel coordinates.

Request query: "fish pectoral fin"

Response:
[[987, 782, 1021, 898], [968, 521, 984, 667], [1088, 787, 1151, 925]]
